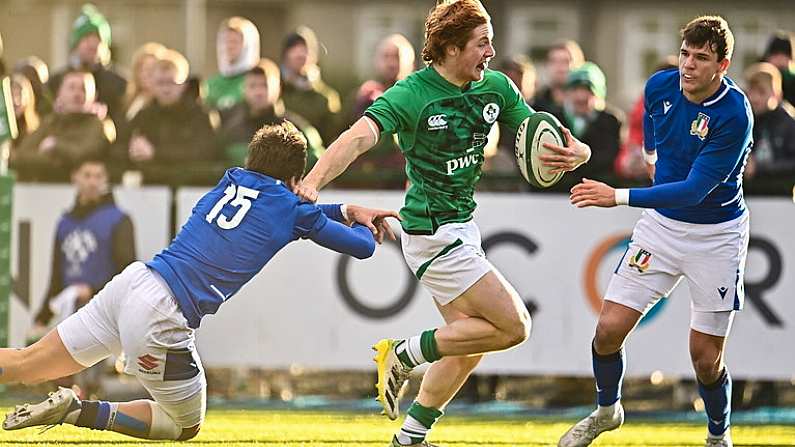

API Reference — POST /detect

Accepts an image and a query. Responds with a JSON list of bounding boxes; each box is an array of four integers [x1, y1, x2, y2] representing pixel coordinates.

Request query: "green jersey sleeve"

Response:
[[364, 81, 416, 136], [494, 71, 534, 131]]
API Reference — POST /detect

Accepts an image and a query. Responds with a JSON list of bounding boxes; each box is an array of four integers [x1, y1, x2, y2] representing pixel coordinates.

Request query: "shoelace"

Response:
[[38, 424, 57, 435], [37, 391, 73, 435], [705, 438, 728, 447]]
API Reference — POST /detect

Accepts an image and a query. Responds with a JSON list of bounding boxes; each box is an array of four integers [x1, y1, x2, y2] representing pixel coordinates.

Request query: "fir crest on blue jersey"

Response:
[[690, 112, 710, 140]]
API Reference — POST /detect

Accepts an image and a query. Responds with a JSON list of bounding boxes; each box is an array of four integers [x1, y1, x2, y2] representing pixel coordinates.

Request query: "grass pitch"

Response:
[[1, 409, 793, 446]]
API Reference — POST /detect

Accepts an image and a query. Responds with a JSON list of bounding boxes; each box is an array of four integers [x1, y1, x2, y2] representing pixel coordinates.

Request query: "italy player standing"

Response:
[[0, 121, 399, 441], [296, 1, 591, 445], [560, 16, 752, 447]]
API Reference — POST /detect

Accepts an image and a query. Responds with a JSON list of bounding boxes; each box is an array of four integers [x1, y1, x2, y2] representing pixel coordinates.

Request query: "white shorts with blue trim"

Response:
[[57, 262, 206, 427], [605, 210, 749, 336]]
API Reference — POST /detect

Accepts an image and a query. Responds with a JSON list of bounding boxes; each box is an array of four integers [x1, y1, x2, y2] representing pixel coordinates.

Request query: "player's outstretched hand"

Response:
[[570, 178, 617, 208], [540, 127, 592, 174], [346, 205, 401, 244]]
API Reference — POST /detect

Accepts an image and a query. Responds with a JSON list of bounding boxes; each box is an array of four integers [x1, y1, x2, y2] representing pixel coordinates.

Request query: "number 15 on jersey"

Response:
[[205, 184, 260, 229]]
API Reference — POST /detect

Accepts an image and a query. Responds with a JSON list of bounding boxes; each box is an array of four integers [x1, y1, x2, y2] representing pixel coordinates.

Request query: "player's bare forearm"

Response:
[[303, 117, 377, 192]]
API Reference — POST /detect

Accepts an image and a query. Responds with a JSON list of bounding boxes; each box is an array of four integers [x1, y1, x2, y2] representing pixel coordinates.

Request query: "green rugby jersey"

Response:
[[365, 66, 533, 234]]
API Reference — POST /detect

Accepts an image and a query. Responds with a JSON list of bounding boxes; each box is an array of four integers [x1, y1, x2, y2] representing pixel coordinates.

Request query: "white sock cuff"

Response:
[[402, 415, 429, 432], [408, 335, 427, 366], [148, 401, 183, 440], [398, 415, 430, 444]]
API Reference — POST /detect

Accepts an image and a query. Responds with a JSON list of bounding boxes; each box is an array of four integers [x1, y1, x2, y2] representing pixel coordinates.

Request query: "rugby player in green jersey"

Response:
[[298, 1, 591, 445]]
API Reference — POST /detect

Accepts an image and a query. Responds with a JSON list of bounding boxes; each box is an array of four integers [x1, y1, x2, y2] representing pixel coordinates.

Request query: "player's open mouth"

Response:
[[681, 73, 695, 82], [477, 62, 486, 71]]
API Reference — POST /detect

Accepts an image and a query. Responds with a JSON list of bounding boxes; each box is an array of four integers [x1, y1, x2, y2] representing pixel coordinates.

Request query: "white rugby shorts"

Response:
[[605, 210, 749, 337], [57, 262, 206, 427], [401, 220, 493, 305]]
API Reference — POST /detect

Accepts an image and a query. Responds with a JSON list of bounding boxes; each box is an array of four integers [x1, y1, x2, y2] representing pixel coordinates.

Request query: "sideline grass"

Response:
[[1, 409, 793, 446]]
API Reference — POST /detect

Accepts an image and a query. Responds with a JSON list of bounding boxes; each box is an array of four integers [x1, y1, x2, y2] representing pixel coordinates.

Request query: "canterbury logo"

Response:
[[427, 114, 447, 129], [137, 354, 159, 371]]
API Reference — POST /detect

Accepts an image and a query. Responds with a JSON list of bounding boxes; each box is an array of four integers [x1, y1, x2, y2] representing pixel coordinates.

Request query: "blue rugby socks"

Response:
[[592, 341, 626, 409]]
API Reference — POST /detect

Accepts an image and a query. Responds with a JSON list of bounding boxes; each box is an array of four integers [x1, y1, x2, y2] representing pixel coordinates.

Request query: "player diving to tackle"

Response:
[[559, 16, 752, 447], [295, 1, 591, 445], [0, 121, 399, 441]]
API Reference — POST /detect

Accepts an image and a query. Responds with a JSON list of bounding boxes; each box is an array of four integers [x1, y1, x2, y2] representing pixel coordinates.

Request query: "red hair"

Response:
[[421, 0, 490, 64]]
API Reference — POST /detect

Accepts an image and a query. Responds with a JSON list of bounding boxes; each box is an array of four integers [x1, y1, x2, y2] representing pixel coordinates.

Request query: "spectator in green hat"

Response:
[[48, 3, 127, 126], [560, 61, 623, 189], [567, 62, 607, 102]]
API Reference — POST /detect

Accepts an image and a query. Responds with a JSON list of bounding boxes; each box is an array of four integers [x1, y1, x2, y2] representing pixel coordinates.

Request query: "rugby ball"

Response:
[[514, 112, 567, 188]]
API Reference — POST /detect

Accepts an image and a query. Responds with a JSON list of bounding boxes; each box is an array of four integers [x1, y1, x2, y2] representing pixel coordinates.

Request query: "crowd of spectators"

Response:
[[1, 4, 793, 195]]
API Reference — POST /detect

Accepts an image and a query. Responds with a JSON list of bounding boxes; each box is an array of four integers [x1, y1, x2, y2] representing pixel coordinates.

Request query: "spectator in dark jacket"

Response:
[[219, 58, 322, 167], [123, 42, 167, 122], [533, 40, 584, 122], [124, 49, 218, 173], [280, 27, 342, 143], [762, 31, 795, 108], [48, 4, 127, 125], [560, 62, 623, 189], [14, 70, 114, 181], [744, 62, 795, 194]]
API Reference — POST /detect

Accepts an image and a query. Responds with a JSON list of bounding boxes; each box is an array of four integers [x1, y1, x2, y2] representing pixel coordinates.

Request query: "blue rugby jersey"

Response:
[[634, 68, 753, 224], [147, 168, 375, 328]]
